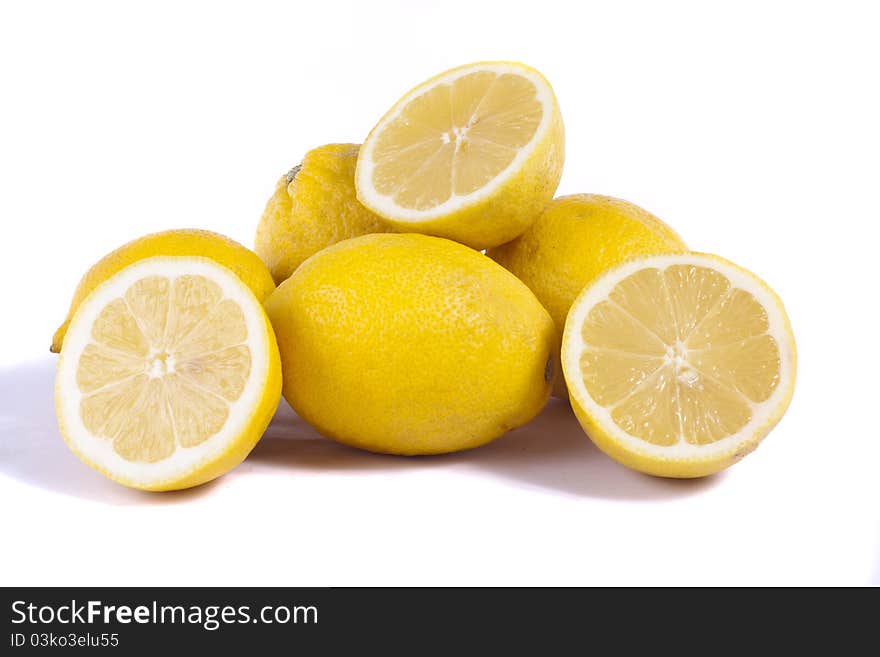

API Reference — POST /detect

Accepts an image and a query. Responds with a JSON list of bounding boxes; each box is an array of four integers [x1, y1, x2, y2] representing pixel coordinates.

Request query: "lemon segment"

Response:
[[356, 61, 564, 249], [562, 253, 796, 478], [55, 256, 281, 491]]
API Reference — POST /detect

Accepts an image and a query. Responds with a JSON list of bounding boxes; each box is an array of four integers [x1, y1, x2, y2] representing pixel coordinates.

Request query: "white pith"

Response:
[[357, 62, 555, 221], [56, 256, 271, 487], [562, 253, 795, 461]]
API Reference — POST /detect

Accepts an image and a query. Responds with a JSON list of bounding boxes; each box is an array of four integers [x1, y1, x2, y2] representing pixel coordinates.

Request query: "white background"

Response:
[[1, 1, 877, 585]]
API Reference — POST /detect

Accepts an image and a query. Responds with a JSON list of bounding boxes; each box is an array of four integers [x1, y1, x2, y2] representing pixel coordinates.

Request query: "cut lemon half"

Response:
[[355, 61, 564, 249], [55, 256, 282, 491], [561, 253, 796, 478]]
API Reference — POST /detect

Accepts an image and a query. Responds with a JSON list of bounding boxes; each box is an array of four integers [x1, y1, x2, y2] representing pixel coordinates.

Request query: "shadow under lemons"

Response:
[[0, 358, 224, 505], [248, 398, 723, 501], [0, 358, 720, 502], [245, 400, 420, 473]]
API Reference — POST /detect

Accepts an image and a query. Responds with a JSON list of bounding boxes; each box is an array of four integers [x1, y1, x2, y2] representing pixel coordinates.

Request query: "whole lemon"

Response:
[[51, 229, 275, 353], [488, 194, 687, 396], [255, 143, 392, 284], [265, 233, 556, 455]]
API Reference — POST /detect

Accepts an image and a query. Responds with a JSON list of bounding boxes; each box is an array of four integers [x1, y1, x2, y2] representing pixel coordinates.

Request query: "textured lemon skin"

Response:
[[54, 258, 283, 492], [356, 62, 565, 250], [51, 229, 275, 353], [255, 143, 392, 285], [562, 253, 797, 478], [489, 194, 687, 396], [265, 233, 556, 455]]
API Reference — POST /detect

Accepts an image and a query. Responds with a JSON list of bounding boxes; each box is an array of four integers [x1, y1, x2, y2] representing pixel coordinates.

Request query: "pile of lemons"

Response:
[[52, 62, 795, 491]]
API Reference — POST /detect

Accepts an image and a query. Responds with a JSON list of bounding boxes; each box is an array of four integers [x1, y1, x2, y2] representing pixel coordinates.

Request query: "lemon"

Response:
[[55, 256, 282, 491], [561, 253, 796, 478], [265, 233, 556, 455], [254, 143, 391, 284], [355, 61, 564, 250], [51, 229, 275, 353], [489, 194, 687, 396]]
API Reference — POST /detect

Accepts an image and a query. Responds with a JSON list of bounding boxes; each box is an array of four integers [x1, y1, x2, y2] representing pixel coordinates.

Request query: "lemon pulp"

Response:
[[582, 265, 781, 444], [76, 273, 251, 462], [370, 70, 544, 210], [563, 253, 796, 476]]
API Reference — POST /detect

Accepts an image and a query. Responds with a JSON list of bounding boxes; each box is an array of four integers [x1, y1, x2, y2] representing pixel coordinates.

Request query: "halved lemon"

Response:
[[561, 253, 796, 478], [55, 256, 282, 491], [355, 61, 564, 249]]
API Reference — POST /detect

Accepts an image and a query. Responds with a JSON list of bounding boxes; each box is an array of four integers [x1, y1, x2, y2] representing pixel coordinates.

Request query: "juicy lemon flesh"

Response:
[[577, 264, 781, 448], [371, 71, 542, 210], [76, 274, 251, 463]]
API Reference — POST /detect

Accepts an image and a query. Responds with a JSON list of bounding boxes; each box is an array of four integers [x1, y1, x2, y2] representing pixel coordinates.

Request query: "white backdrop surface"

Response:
[[0, 1, 877, 585]]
